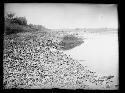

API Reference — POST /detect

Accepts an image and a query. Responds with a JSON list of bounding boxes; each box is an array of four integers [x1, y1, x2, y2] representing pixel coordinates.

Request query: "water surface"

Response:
[[63, 32, 118, 77]]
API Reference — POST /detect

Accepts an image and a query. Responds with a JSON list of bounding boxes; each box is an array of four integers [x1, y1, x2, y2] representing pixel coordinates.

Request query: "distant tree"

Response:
[[4, 13, 28, 35], [10, 17, 27, 26], [4, 12, 48, 35], [5, 13, 27, 26], [5, 13, 15, 19]]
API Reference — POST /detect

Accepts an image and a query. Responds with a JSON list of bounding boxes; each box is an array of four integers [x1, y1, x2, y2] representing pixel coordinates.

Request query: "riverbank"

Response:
[[3, 30, 118, 89]]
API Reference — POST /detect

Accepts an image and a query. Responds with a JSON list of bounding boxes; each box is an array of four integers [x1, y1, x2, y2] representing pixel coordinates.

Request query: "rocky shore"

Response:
[[3, 32, 117, 89]]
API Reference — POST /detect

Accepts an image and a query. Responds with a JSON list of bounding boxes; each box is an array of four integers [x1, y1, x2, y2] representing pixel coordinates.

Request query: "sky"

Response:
[[5, 3, 118, 29]]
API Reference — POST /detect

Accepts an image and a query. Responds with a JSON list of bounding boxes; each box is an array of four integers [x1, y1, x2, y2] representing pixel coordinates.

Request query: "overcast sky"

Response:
[[5, 3, 118, 29]]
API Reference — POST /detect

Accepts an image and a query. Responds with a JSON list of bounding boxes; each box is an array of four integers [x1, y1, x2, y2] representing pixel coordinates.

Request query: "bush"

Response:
[[5, 13, 15, 19], [5, 22, 23, 35], [4, 13, 28, 35], [59, 35, 84, 50], [10, 17, 27, 26], [4, 13, 48, 35]]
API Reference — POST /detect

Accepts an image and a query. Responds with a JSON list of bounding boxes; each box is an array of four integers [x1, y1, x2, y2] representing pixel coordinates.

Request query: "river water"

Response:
[[63, 32, 118, 77]]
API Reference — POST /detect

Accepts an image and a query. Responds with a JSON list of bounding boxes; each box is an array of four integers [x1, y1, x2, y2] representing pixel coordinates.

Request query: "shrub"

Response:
[[59, 35, 84, 50], [10, 17, 27, 26], [5, 13, 15, 19], [4, 13, 28, 35], [5, 22, 24, 35], [5, 13, 27, 26], [4, 13, 48, 35]]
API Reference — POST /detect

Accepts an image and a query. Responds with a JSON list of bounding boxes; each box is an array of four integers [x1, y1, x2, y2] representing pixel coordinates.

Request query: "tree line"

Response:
[[4, 13, 47, 35]]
